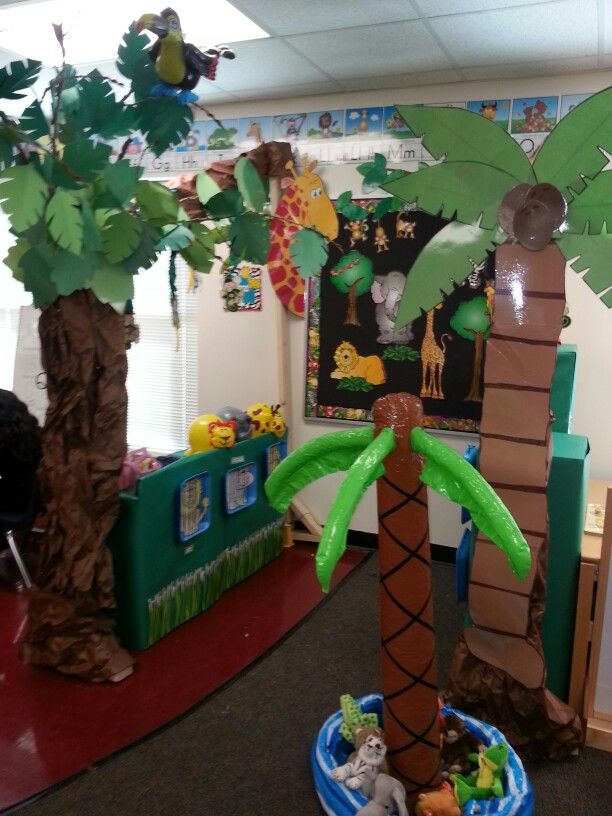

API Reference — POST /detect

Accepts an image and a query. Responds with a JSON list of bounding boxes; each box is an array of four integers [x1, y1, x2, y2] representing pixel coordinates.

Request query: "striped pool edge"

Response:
[[312, 693, 534, 816]]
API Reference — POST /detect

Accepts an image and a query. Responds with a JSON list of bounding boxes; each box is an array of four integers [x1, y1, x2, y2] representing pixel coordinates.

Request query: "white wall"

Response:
[[198, 69, 612, 546]]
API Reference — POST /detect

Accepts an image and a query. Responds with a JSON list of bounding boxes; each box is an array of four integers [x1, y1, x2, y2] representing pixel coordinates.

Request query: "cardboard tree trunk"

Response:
[[446, 241, 583, 758], [21, 290, 134, 682], [372, 393, 441, 794]]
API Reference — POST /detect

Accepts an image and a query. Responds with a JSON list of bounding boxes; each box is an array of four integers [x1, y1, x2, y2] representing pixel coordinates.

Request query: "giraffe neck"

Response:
[[425, 310, 435, 340]]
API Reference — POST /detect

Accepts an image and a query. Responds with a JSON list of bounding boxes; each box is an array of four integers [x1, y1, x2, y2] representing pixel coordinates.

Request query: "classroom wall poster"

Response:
[[305, 201, 495, 432]]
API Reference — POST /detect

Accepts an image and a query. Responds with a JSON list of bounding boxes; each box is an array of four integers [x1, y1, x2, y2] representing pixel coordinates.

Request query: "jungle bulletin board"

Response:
[[305, 202, 495, 431]]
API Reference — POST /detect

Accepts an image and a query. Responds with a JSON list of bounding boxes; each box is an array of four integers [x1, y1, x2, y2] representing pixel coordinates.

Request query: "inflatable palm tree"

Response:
[[265, 393, 530, 796], [379, 94, 612, 758]]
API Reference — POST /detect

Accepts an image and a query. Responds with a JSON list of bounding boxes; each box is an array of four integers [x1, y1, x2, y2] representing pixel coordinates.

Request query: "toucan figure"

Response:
[[136, 7, 235, 104]]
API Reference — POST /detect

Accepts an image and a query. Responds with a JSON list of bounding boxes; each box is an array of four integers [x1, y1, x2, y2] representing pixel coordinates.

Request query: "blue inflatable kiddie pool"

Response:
[[312, 693, 534, 816]]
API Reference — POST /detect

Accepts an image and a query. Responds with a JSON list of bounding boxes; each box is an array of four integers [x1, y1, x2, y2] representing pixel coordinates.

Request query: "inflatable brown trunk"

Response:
[[21, 290, 133, 682], [372, 394, 440, 795], [446, 242, 583, 758]]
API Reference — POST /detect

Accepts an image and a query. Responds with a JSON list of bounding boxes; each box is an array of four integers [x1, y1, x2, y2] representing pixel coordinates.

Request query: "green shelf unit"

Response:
[[106, 432, 286, 649]]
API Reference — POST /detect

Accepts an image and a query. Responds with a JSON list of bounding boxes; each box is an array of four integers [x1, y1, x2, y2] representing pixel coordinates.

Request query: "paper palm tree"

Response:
[[378, 96, 612, 757], [265, 393, 530, 796]]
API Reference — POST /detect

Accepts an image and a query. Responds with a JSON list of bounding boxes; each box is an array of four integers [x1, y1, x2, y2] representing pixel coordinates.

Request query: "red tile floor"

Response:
[[0, 544, 366, 812]]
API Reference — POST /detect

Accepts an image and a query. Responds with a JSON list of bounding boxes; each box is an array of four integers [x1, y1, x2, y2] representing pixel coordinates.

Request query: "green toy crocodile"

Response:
[[452, 743, 508, 807]]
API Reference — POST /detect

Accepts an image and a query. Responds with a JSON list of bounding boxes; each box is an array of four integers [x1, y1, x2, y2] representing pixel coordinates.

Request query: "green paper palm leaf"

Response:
[[411, 427, 531, 580], [0, 59, 42, 100], [230, 212, 269, 265], [101, 211, 142, 264], [180, 223, 215, 273], [234, 157, 268, 212], [265, 427, 378, 514], [315, 429, 395, 591], [533, 87, 612, 196], [50, 251, 92, 296], [395, 104, 535, 185], [136, 98, 193, 157], [394, 220, 504, 327], [63, 139, 112, 182], [91, 263, 134, 304], [557, 230, 612, 307], [19, 100, 49, 139], [195, 172, 222, 206], [46, 189, 83, 255], [564, 172, 612, 235], [136, 180, 185, 224], [290, 228, 328, 278], [0, 164, 49, 233], [116, 25, 158, 101], [382, 161, 518, 230]]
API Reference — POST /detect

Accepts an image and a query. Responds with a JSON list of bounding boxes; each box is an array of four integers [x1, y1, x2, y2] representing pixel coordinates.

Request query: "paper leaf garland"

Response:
[[195, 172, 222, 206], [136, 180, 184, 224], [395, 104, 535, 185], [20, 245, 58, 307], [230, 212, 269, 265], [0, 164, 49, 233], [116, 24, 158, 102], [382, 161, 519, 230], [102, 161, 142, 207], [46, 189, 84, 255], [101, 211, 142, 264], [49, 251, 92, 296], [19, 100, 49, 139], [394, 221, 505, 328], [136, 97, 193, 157], [63, 139, 112, 182], [533, 87, 612, 196], [289, 228, 328, 278], [179, 223, 215, 273], [121, 223, 160, 274], [0, 59, 42, 100], [157, 223, 194, 252], [205, 188, 244, 219], [90, 263, 134, 304], [234, 157, 268, 212]]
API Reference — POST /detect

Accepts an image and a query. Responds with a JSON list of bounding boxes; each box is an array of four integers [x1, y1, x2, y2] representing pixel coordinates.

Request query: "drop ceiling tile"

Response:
[[429, 0, 598, 66], [603, 2, 612, 53], [339, 68, 461, 91], [229, 1, 418, 36], [462, 55, 599, 81], [214, 38, 330, 91], [416, 0, 556, 15], [287, 21, 450, 81], [227, 80, 343, 102]]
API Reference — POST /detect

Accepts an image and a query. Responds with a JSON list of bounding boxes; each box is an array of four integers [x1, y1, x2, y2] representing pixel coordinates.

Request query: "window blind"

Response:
[[127, 251, 198, 454]]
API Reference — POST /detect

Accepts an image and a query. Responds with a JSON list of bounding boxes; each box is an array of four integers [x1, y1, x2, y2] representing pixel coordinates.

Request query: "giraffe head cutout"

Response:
[[281, 157, 339, 240]]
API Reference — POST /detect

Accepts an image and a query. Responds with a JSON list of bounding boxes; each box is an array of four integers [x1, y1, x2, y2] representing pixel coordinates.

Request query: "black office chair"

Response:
[[0, 389, 42, 589]]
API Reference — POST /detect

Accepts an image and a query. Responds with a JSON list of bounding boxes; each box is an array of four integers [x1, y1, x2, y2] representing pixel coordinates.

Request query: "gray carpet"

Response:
[[13, 554, 611, 816]]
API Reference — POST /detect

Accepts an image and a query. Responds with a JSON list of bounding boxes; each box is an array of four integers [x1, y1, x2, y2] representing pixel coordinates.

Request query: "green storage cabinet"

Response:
[[550, 344, 577, 433], [543, 432, 589, 701], [106, 432, 287, 650]]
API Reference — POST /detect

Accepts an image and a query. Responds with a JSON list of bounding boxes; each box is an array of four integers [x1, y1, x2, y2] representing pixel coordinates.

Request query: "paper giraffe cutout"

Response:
[[419, 306, 450, 400], [267, 156, 338, 317]]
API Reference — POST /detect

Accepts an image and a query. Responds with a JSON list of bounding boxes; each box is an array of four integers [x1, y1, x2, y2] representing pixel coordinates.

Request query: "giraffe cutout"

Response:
[[267, 156, 339, 317], [420, 304, 450, 399]]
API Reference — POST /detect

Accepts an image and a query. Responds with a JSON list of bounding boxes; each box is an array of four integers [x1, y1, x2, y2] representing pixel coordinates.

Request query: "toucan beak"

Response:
[[136, 13, 169, 37]]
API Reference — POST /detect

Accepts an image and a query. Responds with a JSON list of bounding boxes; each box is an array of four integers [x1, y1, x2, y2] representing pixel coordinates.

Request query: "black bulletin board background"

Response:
[[305, 206, 496, 431]]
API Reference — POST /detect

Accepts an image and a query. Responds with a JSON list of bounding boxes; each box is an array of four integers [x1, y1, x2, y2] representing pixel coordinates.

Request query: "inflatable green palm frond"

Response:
[[316, 428, 395, 592], [264, 427, 377, 514], [411, 427, 531, 580]]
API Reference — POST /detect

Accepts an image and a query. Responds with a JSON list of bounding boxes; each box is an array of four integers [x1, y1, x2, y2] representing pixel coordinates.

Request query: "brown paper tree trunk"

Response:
[[372, 393, 440, 796], [344, 282, 361, 326], [446, 242, 582, 759], [21, 290, 134, 682]]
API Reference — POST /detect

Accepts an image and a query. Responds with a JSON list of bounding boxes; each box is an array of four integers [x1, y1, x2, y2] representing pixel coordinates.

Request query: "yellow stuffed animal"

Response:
[[245, 403, 274, 436]]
